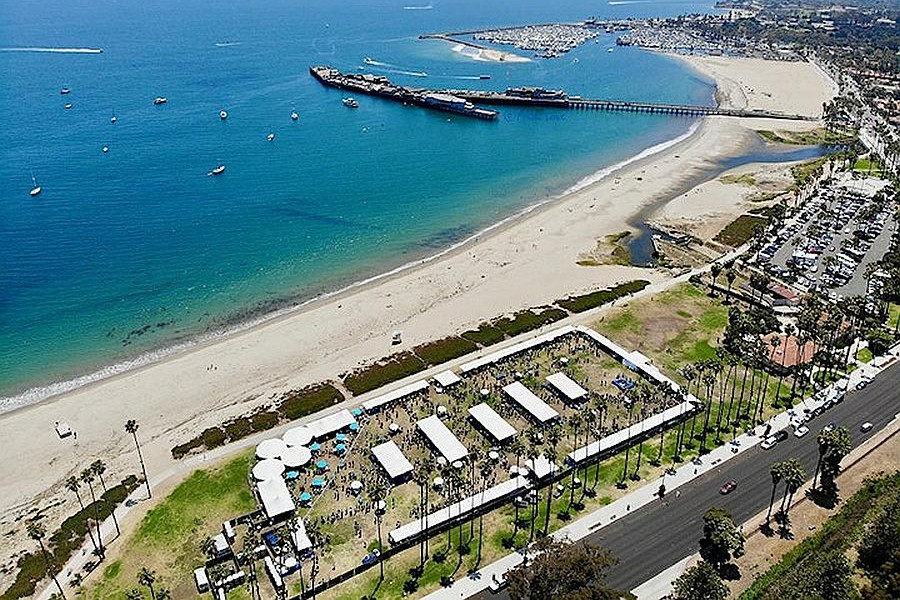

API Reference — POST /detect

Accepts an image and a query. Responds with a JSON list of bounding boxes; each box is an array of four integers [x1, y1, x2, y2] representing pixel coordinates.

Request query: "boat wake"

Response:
[[0, 46, 103, 54], [215, 41, 241, 47], [363, 57, 396, 67], [402, 4, 433, 9]]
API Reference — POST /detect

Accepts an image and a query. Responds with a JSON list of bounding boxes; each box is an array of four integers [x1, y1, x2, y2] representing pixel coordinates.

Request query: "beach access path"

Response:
[[4, 55, 836, 594]]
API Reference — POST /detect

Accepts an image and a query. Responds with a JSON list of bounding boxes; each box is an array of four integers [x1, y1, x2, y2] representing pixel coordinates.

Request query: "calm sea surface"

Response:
[[0, 0, 716, 406]]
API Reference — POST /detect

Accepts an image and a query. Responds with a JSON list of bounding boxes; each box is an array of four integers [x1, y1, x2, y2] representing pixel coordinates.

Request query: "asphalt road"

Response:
[[474, 361, 900, 598]]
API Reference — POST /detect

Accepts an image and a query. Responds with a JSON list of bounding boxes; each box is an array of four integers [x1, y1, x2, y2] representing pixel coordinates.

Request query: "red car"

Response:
[[719, 480, 738, 495]]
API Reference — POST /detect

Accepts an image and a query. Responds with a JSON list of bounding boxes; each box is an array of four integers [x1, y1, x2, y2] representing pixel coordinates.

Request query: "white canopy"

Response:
[[281, 446, 312, 468], [527, 454, 558, 480], [467, 403, 516, 443], [433, 370, 462, 387], [417, 415, 468, 463], [252, 458, 285, 481], [282, 426, 313, 447], [362, 380, 429, 412], [257, 476, 295, 520], [291, 519, 312, 552], [256, 438, 288, 460], [308, 409, 357, 440], [371, 440, 414, 481], [546, 372, 589, 402], [503, 381, 559, 424], [460, 326, 576, 373]]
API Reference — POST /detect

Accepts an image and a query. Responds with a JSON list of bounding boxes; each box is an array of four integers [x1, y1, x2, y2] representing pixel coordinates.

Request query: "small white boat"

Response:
[[291, 110, 299, 121], [64, 103, 73, 110], [110, 116, 117, 123], [208, 164, 226, 176], [153, 96, 168, 105], [608, 48, 614, 53], [267, 133, 275, 141], [102, 146, 109, 153], [343, 97, 359, 108], [30, 172, 41, 197], [60, 87, 71, 95], [220, 110, 228, 120]]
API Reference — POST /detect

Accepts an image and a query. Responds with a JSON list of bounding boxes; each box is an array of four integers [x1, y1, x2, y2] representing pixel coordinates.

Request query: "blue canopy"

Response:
[[351, 408, 362, 417], [316, 460, 329, 469], [299, 492, 312, 502], [335, 443, 346, 453], [335, 433, 347, 441], [312, 478, 325, 487], [309, 442, 322, 451], [349, 423, 360, 432], [285, 470, 299, 480]]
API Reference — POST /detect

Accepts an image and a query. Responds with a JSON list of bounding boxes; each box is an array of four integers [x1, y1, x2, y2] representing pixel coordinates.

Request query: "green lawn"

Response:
[[856, 347, 874, 363]]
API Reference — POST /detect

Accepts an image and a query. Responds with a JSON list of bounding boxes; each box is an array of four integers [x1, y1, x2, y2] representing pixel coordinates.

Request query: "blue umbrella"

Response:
[[316, 460, 328, 470], [285, 470, 299, 480], [299, 492, 312, 502], [335, 443, 346, 453], [335, 433, 347, 442], [349, 423, 360, 432], [312, 478, 325, 487], [352, 408, 362, 417], [309, 442, 321, 452]]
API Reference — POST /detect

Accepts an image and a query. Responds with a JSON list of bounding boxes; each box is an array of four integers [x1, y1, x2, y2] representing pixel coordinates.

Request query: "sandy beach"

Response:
[[0, 54, 835, 590]]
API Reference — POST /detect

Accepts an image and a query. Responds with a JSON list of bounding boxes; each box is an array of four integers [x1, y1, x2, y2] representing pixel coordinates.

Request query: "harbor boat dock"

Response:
[[309, 67, 816, 121], [309, 66, 499, 120]]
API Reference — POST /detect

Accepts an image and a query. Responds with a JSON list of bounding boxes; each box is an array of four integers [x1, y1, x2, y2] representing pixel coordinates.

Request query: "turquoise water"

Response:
[[0, 0, 715, 405]]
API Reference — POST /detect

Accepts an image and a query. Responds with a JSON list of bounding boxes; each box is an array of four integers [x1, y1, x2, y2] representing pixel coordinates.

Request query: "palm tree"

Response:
[[125, 419, 151, 499], [543, 446, 558, 534], [526, 446, 540, 542], [91, 460, 120, 536], [619, 400, 637, 487], [241, 530, 260, 600], [27, 521, 66, 599], [125, 589, 143, 600], [476, 461, 492, 567], [710, 262, 722, 295], [155, 588, 170, 600], [369, 479, 387, 582], [766, 461, 784, 524], [138, 567, 157, 600], [65, 476, 98, 553], [80, 468, 105, 558], [779, 458, 806, 520]]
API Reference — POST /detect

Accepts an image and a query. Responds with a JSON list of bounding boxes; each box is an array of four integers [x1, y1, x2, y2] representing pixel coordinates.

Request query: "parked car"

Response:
[[362, 549, 381, 566], [794, 425, 810, 438], [860, 422, 874, 432], [760, 437, 779, 450], [719, 480, 738, 495]]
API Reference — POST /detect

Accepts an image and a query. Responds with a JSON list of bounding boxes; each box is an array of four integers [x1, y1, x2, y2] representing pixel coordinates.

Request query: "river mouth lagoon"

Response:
[[0, 0, 719, 406]]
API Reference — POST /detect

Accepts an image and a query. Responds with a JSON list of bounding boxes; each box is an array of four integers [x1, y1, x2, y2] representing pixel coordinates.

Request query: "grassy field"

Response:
[[720, 173, 758, 186], [853, 157, 884, 176], [85, 452, 257, 600], [714, 215, 768, 248], [756, 128, 855, 146]]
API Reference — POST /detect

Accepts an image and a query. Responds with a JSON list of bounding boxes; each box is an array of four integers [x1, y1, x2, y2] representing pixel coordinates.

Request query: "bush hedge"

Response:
[[170, 383, 345, 459], [556, 280, 651, 313], [461, 323, 506, 346], [343, 352, 426, 396], [493, 307, 568, 337], [413, 336, 478, 366], [1, 476, 139, 600]]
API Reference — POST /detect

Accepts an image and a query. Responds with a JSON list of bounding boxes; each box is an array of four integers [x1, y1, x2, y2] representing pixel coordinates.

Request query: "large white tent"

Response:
[[308, 409, 357, 440], [467, 403, 516, 443], [282, 425, 313, 447], [256, 438, 288, 460], [281, 446, 312, 469], [416, 415, 468, 463], [433, 370, 462, 388], [252, 458, 285, 481], [371, 440, 414, 481], [362, 380, 429, 412], [257, 476, 295, 520], [502, 381, 559, 424]]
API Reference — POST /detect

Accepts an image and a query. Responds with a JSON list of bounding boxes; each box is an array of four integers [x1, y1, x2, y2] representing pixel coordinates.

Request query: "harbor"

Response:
[[310, 67, 817, 121]]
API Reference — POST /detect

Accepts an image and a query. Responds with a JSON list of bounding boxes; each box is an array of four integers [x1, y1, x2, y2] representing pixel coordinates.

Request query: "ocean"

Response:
[[0, 0, 716, 408]]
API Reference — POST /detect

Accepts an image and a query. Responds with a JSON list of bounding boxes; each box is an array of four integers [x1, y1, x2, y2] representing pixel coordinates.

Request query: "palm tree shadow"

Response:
[[758, 521, 776, 537]]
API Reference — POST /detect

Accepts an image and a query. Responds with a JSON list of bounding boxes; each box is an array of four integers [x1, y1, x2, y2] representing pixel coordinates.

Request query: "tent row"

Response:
[[567, 399, 698, 465], [388, 475, 530, 545], [459, 326, 577, 374]]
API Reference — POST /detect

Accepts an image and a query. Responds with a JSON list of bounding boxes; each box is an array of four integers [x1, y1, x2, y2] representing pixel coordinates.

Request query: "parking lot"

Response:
[[756, 173, 895, 299]]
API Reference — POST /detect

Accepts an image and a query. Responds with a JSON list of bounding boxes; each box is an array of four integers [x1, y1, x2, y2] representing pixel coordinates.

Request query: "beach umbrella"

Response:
[[437, 406, 448, 416], [488, 450, 500, 462], [335, 443, 346, 454], [452, 460, 464, 470], [282, 446, 312, 469], [309, 442, 322, 452], [285, 470, 299, 480], [349, 423, 360, 432], [252, 458, 285, 481], [433, 477, 444, 489], [351, 408, 363, 417], [299, 492, 312, 503], [350, 480, 363, 493], [335, 433, 347, 442], [312, 478, 325, 488], [436, 457, 447, 467], [388, 423, 401, 434], [316, 459, 329, 471], [283, 426, 313, 447], [256, 438, 288, 460], [480, 389, 490, 398]]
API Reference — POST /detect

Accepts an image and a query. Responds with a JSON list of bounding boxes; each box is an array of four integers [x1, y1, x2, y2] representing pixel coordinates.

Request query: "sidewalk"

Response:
[[423, 340, 900, 600]]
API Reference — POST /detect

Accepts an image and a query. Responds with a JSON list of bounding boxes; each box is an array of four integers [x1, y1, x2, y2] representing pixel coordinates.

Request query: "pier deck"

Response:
[[310, 66, 817, 122]]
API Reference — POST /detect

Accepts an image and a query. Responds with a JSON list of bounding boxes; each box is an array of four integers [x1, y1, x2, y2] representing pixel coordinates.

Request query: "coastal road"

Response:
[[473, 361, 900, 598]]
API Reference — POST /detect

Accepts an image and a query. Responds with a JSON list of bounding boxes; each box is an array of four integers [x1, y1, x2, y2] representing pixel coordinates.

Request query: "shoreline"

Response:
[[0, 120, 703, 415]]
